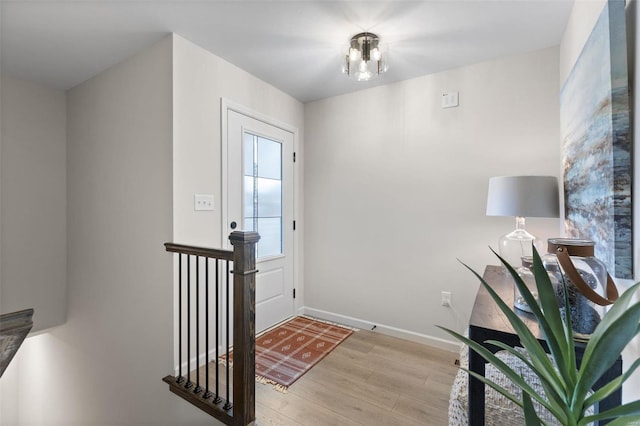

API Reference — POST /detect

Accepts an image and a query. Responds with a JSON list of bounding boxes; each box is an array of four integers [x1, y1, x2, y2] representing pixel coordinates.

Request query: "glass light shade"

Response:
[[355, 71, 372, 81], [343, 32, 387, 82]]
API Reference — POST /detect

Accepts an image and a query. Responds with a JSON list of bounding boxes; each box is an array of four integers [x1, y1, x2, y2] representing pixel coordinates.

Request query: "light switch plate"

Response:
[[441, 91, 459, 109], [194, 194, 214, 211]]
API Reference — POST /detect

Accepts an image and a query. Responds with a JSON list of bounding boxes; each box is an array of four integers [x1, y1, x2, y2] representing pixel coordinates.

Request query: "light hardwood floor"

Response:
[[253, 329, 459, 426]]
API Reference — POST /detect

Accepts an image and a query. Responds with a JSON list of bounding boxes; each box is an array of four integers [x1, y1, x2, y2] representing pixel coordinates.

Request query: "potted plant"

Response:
[[440, 247, 640, 425]]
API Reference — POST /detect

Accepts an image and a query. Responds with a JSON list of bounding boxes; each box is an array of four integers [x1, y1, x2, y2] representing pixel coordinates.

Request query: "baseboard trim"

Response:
[[175, 346, 226, 377], [298, 307, 461, 352]]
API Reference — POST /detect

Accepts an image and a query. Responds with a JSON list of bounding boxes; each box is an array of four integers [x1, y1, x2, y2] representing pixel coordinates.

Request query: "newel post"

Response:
[[229, 231, 260, 426]]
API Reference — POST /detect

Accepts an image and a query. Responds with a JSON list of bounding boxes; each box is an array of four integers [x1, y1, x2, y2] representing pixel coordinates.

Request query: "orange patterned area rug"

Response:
[[252, 316, 353, 392]]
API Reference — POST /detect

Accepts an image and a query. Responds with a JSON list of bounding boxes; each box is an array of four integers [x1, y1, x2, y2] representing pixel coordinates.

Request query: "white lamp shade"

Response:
[[486, 176, 559, 218]]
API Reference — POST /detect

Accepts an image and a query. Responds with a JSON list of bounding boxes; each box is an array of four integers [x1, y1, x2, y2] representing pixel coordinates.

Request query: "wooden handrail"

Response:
[[164, 242, 234, 261], [0, 308, 34, 377]]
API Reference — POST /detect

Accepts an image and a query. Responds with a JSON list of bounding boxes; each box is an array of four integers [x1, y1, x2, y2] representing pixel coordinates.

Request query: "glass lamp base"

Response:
[[498, 228, 537, 272]]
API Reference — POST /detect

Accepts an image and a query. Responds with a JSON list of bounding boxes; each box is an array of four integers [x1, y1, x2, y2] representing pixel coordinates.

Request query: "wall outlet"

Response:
[[441, 291, 452, 307]]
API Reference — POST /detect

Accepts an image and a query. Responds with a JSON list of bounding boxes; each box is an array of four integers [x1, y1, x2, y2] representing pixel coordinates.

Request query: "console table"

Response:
[[468, 265, 622, 425]]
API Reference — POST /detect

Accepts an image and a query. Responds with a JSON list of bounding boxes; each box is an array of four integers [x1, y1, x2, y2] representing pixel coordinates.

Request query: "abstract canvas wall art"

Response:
[[560, 0, 632, 279]]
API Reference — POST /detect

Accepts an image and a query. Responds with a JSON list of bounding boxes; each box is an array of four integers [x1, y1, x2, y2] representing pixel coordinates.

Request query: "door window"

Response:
[[243, 133, 283, 258]]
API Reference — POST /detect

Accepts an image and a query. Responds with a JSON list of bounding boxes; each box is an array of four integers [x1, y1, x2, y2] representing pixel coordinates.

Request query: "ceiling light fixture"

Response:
[[342, 32, 387, 82]]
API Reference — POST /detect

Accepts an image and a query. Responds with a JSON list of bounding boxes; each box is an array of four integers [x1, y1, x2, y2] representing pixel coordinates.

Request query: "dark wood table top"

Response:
[[470, 265, 541, 339]]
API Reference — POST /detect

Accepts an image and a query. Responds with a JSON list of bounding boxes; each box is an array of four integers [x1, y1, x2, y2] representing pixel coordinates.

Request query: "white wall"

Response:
[[3, 36, 217, 426], [559, 0, 608, 86], [303, 47, 561, 347], [0, 75, 67, 333], [172, 34, 305, 305], [0, 75, 66, 425]]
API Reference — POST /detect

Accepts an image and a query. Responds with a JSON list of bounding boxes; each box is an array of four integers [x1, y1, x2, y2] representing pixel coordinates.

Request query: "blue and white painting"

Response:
[[560, 0, 632, 279]]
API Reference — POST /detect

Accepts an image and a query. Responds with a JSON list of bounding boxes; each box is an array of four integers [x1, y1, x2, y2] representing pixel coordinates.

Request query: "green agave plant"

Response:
[[440, 247, 640, 425]]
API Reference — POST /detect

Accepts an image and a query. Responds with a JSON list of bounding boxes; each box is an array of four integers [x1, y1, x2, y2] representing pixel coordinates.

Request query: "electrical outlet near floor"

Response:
[[441, 291, 452, 307]]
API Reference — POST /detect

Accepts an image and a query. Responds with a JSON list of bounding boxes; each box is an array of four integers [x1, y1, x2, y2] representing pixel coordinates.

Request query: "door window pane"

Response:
[[256, 218, 282, 258], [243, 133, 283, 258], [257, 178, 281, 218], [257, 137, 281, 179], [243, 176, 256, 225], [243, 217, 256, 233]]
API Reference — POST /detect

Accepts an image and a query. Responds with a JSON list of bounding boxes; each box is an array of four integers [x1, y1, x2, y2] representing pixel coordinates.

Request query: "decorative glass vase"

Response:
[[542, 238, 617, 341]]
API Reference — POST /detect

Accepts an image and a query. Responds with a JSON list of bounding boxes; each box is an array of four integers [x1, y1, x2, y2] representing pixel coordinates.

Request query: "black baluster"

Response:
[[204, 258, 212, 399], [214, 259, 221, 404], [185, 255, 193, 389], [194, 256, 202, 394], [223, 259, 232, 410], [177, 254, 184, 384]]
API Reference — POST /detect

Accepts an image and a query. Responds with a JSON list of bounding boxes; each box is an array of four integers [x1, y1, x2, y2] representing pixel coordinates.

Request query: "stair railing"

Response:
[[163, 231, 260, 426], [0, 308, 34, 377]]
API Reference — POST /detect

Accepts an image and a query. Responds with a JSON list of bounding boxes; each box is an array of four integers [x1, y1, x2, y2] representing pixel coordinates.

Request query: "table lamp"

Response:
[[486, 176, 560, 270]]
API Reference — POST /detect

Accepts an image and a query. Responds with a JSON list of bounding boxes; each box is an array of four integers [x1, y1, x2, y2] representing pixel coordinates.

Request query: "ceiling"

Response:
[[0, 1, 574, 104]]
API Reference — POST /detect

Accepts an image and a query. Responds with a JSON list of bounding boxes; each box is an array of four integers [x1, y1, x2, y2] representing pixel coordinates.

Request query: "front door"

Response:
[[225, 105, 295, 333]]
